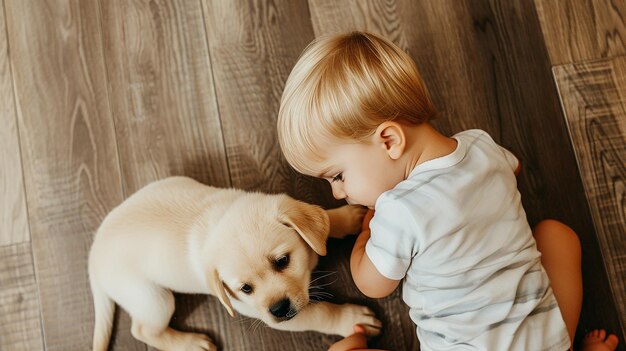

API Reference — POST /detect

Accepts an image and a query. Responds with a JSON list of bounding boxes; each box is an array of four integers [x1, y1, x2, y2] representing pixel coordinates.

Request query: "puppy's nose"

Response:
[[269, 298, 292, 318]]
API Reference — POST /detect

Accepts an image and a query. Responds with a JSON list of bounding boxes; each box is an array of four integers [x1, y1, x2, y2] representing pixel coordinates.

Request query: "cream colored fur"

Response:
[[88, 177, 381, 351]]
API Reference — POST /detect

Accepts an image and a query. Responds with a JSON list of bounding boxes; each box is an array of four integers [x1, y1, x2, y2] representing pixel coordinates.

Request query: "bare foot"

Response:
[[581, 329, 619, 351]]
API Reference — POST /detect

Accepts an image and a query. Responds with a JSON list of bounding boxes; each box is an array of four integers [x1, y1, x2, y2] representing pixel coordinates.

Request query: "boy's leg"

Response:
[[535, 220, 620, 351], [533, 219, 582, 344]]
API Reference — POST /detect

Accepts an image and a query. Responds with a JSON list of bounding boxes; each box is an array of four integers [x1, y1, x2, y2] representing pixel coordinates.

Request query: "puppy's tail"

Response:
[[90, 280, 115, 351]]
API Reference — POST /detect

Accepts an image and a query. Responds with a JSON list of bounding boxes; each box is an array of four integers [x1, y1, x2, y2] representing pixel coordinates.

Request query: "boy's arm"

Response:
[[350, 210, 401, 298]]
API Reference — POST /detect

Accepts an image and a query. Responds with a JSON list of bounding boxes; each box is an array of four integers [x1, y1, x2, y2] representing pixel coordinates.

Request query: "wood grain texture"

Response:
[[100, 0, 231, 195], [2, 0, 624, 349], [309, 0, 623, 347], [99, 1, 229, 349], [535, 0, 626, 65], [201, 0, 337, 203], [467, 2, 623, 345], [0, 0, 29, 246], [4, 0, 142, 350], [0, 243, 43, 351], [554, 55, 626, 342]]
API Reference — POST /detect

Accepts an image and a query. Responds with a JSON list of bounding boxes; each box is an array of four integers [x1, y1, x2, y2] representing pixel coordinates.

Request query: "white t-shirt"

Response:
[[365, 129, 570, 351]]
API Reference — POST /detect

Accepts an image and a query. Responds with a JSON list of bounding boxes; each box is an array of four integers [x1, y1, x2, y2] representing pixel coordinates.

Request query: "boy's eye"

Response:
[[331, 173, 344, 183]]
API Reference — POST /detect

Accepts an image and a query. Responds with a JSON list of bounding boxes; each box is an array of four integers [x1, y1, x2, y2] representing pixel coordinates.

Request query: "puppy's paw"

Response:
[[334, 304, 382, 337], [176, 332, 217, 351], [327, 205, 368, 239]]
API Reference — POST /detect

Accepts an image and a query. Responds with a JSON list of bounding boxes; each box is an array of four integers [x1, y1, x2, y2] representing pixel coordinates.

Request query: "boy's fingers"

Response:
[[354, 324, 366, 334]]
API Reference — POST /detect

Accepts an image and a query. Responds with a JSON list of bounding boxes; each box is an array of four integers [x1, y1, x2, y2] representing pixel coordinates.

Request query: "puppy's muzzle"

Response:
[[269, 298, 297, 321]]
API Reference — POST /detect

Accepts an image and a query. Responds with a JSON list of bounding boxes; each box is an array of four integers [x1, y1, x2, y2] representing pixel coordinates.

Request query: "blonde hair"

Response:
[[277, 31, 437, 175]]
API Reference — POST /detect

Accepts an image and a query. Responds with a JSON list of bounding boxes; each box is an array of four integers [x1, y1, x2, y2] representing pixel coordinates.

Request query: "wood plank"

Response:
[[200, 0, 338, 204], [100, 0, 231, 195], [535, 0, 626, 65], [466, 2, 623, 346], [0, 243, 43, 351], [99, 1, 231, 349], [308, 0, 623, 347], [0, 0, 29, 246], [554, 55, 626, 343], [4, 0, 142, 350]]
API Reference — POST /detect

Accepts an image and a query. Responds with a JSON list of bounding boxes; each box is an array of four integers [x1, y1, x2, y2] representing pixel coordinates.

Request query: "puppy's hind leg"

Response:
[[119, 283, 216, 351]]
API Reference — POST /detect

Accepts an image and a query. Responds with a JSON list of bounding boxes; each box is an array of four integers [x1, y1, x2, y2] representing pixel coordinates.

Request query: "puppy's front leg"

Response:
[[327, 205, 368, 239], [269, 301, 382, 337]]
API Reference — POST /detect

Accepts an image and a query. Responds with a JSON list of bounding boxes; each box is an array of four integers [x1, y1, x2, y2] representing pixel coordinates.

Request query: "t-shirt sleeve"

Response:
[[475, 130, 520, 174], [365, 200, 416, 280], [497, 145, 520, 174]]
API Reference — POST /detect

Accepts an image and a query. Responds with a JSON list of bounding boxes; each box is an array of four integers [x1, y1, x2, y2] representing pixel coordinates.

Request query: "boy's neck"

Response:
[[401, 123, 457, 179]]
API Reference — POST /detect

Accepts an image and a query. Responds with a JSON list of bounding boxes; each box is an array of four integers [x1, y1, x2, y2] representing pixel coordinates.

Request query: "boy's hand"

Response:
[[328, 325, 389, 351], [327, 205, 368, 239], [328, 325, 368, 351]]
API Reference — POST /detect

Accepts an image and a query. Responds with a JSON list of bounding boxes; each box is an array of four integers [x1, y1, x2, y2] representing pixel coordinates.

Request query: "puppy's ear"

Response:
[[278, 197, 330, 256], [207, 269, 234, 317]]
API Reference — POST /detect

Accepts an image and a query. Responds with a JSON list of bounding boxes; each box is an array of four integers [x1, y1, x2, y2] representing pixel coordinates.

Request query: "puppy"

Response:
[[88, 176, 382, 351]]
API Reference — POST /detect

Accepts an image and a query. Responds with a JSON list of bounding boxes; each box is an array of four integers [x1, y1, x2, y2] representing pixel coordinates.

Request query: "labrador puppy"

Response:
[[89, 176, 381, 351]]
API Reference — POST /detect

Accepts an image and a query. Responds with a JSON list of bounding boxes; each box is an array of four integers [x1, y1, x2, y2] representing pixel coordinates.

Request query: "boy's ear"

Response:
[[375, 121, 406, 160]]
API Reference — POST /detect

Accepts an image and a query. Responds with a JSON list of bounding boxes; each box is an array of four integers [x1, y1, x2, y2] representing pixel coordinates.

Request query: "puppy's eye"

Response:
[[240, 284, 253, 294], [274, 254, 289, 269]]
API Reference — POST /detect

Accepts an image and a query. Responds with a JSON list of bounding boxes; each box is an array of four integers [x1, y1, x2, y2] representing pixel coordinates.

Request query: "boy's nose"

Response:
[[331, 183, 346, 200]]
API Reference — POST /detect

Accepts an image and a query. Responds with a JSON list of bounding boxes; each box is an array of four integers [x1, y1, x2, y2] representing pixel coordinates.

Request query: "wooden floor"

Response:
[[0, 0, 624, 350]]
